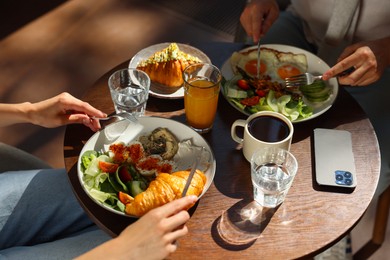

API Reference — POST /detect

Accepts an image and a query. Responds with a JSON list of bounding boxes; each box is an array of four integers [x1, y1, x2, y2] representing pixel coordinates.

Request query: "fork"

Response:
[[256, 40, 261, 79], [284, 67, 355, 87], [91, 112, 138, 123]]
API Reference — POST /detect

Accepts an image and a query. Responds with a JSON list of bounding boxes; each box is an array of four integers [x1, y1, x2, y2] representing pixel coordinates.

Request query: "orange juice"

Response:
[[184, 79, 220, 132]]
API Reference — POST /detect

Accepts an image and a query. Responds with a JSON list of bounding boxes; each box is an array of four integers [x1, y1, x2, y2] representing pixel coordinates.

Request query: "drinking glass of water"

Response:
[[250, 147, 298, 208], [108, 68, 150, 117]]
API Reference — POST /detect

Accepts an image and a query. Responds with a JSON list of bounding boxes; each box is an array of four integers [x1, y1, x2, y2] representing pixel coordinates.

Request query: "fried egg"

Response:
[[230, 47, 308, 83], [230, 49, 274, 76]]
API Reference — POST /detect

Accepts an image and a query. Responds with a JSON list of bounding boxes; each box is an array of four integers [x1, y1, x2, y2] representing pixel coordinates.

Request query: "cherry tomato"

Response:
[[237, 79, 250, 90], [118, 191, 133, 204], [256, 90, 266, 97], [240, 96, 260, 106], [98, 161, 119, 173]]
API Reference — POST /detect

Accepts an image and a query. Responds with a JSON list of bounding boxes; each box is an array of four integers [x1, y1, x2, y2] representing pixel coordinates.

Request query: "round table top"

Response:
[[64, 42, 380, 259]]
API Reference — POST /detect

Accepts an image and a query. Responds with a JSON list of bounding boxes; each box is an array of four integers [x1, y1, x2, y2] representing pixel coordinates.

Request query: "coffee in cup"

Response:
[[231, 111, 294, 162]]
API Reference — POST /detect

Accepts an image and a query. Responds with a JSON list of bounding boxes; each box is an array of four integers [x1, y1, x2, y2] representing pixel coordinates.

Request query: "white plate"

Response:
[[129, 43, 211, 99], [77, 117, 216, 217], [221, 44, 339, 123]]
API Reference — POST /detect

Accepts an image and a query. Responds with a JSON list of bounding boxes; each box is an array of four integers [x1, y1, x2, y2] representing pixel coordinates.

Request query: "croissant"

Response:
[[125, 170, 207, 217], [136, 43, 202, 88]]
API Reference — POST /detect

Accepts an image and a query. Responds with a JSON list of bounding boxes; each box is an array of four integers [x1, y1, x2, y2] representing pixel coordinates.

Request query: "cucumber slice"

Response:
[[226, 86, 248, 98], [130, 181, 145, 197]]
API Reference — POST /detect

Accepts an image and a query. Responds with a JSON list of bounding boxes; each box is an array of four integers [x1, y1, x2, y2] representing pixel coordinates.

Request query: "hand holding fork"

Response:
[[285, 67, 356, 88]]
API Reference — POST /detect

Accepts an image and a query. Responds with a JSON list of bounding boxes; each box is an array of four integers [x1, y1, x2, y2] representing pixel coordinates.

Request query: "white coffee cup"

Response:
[[231, 111, 294, 162]]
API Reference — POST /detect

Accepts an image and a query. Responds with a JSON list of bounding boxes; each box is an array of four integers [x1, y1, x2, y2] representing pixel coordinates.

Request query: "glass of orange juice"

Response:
[[183, 63, 222, 133]]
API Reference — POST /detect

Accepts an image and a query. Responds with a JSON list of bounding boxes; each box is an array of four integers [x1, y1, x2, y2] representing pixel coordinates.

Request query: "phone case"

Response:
[[313, 128, 357, 188]]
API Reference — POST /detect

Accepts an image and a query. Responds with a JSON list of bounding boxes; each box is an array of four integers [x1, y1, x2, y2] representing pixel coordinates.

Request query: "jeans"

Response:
[[0, 144, 110, 259]]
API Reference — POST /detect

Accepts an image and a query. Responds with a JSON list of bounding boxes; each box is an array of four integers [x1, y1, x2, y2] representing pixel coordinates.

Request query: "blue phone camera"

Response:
[[335, 170, 353, 186]]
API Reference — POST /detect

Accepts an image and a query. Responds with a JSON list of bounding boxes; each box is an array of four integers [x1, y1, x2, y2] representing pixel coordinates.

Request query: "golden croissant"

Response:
[[136, 43, 202, 88], [125, 169, 207, 217]]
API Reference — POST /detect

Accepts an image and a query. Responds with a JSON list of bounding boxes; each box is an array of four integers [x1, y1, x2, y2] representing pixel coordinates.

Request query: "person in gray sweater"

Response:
[[240, 0, 390, 196]]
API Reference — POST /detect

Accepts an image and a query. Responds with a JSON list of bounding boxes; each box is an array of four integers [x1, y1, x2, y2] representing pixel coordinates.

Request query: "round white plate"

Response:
[[77, 117, 216, 217], [221, 44, 339, 123], [129, 43, 211, 99]]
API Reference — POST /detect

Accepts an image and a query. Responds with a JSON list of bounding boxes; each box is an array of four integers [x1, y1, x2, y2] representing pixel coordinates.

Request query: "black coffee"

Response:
[[248, 116, 290, 142]]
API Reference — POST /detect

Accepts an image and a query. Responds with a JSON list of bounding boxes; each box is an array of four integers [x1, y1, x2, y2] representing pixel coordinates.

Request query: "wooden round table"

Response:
[[64, 42, 380, 259]]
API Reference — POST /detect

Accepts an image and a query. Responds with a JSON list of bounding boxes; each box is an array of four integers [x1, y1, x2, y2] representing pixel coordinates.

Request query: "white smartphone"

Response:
[[313, 128, 357, 188]]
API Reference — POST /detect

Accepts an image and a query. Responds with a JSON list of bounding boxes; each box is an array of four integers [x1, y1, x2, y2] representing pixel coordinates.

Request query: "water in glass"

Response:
[[112, 84, 148, 116], [252, 162, 292, 208]]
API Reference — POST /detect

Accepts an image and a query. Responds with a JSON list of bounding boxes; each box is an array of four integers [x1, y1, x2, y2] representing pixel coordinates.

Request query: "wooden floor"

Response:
[[0, 0, 388, 259]]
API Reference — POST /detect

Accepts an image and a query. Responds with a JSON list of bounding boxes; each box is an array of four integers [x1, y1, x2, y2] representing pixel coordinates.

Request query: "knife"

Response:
[[181, 147, 203, 197], [256, 40, 261, 79]]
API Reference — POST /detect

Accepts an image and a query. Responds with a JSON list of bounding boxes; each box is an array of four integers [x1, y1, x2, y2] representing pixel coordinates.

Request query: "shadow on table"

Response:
[[211, 199, 278, 250]]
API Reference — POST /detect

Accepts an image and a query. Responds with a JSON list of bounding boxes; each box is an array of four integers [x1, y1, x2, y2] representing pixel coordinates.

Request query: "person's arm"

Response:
[[76, 195, 198, 260], [0, 92, 106, 131], [240, 0, 280, 43], [322, 36, 390, 86]]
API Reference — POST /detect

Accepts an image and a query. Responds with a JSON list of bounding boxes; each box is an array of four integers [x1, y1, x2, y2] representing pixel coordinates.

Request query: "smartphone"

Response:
[[313, 128, 356, 188]]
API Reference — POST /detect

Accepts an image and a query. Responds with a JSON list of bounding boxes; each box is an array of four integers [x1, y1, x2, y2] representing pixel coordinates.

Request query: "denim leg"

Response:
[[0, 168, 103, 249], [0, 226, 110, 260]]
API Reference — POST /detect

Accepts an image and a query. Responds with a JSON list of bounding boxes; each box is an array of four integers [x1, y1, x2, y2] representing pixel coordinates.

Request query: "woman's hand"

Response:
[[77, 195, 198, 260], [240, 0, 280, 43], [323, 37, 390, 86], [28, 92, 106, 131]]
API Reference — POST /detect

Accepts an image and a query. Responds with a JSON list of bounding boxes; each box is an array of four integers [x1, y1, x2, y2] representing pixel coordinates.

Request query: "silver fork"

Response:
[[256, 40, 261, 79], [91, 112, 138, 123], [285, 67, 355, 87], [285, 73, 322, 87]]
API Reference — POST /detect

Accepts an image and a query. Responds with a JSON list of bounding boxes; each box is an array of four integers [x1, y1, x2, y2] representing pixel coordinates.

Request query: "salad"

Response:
[[223, 68, 331, 122], [79, 127, 179, 214]]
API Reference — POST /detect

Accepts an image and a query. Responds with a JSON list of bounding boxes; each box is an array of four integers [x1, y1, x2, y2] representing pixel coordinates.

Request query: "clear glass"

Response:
[[183, 63, 221, 134], [251, 147, 298, 208], [108, 68, 150, 117]]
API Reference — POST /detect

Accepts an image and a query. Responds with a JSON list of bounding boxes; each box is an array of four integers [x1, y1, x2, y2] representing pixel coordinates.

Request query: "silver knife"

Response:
[[181, 147, 203, 197], [256, 40, 261, 79]]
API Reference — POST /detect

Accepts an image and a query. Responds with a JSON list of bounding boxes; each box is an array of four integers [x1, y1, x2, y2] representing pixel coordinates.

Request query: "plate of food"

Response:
[[129, 42, 211, 99], [78, 117, 216, 218], [221, 44, 339, 123]]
